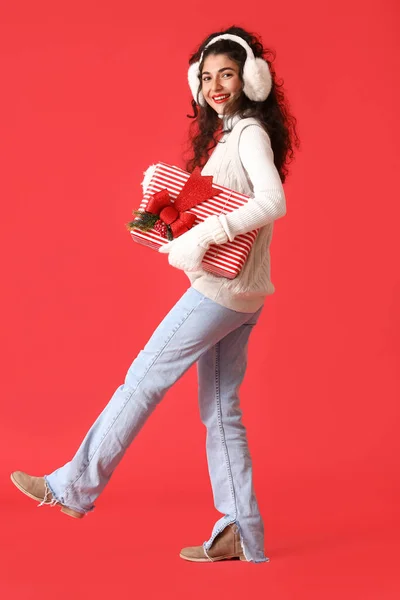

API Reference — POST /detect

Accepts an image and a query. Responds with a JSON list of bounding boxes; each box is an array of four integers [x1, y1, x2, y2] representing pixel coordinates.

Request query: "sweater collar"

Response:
[[218, 112, 241, 131]]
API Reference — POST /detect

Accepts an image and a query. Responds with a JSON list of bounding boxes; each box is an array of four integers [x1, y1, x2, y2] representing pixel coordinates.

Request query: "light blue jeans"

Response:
[[45, 287, 269, 563]]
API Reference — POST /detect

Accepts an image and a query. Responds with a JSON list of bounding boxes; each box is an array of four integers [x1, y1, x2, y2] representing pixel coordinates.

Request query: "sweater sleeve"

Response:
[[218, 124, 287, 241]]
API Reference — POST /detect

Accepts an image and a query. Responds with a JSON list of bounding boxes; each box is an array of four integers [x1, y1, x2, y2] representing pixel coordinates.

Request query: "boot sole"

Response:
[[179, 552, 247, 562], [10, 473, 84, 519]]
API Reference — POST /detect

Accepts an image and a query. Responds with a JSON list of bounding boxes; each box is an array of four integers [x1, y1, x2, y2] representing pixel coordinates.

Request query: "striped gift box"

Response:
[[130, 162, 258, 280]]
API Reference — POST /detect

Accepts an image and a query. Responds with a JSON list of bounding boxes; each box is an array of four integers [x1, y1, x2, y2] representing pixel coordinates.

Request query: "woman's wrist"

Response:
[[196, 215, 229, 248]]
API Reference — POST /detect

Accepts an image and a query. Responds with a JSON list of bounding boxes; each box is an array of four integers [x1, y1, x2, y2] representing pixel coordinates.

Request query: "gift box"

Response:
[[128, 162, 258, 279]]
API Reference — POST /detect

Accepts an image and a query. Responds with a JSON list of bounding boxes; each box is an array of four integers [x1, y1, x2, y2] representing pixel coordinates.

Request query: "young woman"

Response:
[[11, 26, 299, 564]]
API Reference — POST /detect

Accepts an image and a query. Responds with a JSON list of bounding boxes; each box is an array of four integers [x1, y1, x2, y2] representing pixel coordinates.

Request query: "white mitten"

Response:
[[158, 215, 228, 271]]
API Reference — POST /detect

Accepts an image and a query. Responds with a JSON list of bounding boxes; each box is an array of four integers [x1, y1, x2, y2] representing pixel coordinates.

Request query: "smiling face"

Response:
[[201, 53, 243, 114]]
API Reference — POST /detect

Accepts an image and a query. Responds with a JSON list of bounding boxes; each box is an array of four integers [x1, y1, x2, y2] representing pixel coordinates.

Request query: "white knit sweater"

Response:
[[181, 113, 287, 312]]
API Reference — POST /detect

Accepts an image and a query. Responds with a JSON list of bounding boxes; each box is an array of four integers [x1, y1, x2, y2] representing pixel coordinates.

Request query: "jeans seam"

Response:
[[215, 341, 237, 518], [203, 341, 239, 546], [61, 294, 206, 497]]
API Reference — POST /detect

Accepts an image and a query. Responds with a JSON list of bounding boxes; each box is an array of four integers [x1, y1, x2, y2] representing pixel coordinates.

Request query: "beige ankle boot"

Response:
[[10, 471, 84, 519], [179, 523, 247, 562]]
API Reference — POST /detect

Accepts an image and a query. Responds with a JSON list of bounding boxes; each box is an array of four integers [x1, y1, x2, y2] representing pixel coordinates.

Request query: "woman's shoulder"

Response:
[[236, 118, 273, 162], [233, 116, 271, 144], [224, 115, 271, 154], [232, 115, 267, 137], [232, 115, 260, 128], [241, 114, 262, 125]]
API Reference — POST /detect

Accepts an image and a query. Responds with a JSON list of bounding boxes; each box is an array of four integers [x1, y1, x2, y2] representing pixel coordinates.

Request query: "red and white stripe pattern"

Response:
[[130, 162, 258, 279]]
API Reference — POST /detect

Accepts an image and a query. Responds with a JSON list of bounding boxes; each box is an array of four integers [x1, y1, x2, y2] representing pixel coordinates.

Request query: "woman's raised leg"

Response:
[[43, 288, 261, 516]]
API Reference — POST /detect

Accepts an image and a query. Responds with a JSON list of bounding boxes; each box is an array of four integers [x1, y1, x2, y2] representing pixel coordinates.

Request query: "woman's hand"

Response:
[[158, 232, 207, 271], [158, 215, 228, 272]]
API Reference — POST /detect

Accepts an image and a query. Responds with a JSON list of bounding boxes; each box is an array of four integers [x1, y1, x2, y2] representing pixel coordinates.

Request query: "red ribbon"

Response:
[[146, 166, 218, 238]]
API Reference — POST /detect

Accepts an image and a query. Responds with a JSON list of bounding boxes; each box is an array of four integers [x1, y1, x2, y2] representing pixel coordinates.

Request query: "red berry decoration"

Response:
[[153, 219, 168, 239]]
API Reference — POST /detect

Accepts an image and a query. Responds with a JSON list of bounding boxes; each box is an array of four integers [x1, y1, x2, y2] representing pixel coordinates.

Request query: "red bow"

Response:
[[146, 166, 218, 238], [147, 190, 197, 238]]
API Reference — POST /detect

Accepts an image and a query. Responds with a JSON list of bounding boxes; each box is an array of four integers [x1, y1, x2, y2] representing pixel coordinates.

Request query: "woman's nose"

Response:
[[211, 78, 223, 92]]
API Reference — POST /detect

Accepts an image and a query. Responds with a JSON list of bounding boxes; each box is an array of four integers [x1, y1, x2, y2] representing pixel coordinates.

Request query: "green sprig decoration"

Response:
[[126, 210, 158, 232]]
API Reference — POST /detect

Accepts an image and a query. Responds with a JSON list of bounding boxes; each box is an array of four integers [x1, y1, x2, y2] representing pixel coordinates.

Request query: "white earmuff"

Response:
[[187, 33, 272, 107]]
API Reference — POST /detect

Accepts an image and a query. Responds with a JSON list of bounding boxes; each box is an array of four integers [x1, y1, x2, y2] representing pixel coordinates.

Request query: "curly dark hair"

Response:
[[184, 26, 300, 184]]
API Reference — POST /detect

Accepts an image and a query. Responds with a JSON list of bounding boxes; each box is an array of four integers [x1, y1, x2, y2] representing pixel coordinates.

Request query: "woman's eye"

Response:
[[202, 73, 232, 82]]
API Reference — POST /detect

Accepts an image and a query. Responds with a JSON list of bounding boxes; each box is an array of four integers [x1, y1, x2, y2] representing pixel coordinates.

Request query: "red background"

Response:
[[1, 1, 399, 598]]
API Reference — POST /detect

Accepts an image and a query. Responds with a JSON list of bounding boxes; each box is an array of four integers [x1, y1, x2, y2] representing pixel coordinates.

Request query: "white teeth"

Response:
[[214, 94, 229, 100]]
